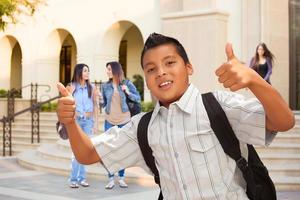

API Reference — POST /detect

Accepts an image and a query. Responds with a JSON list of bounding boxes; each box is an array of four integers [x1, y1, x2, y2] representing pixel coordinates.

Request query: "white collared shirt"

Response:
[[92, 84, 275, 200]]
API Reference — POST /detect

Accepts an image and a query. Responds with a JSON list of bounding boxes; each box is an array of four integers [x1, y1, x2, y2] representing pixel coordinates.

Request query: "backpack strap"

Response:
[[202, 92, 276, 199], [137, 111, 163, 200], [201, 93, 247, 169]]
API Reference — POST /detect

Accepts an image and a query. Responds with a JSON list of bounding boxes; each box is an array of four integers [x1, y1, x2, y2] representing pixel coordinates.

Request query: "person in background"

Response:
[[68, 63, 99, 188], [249, 42, 275, 84], [100, 61, 141, 189]]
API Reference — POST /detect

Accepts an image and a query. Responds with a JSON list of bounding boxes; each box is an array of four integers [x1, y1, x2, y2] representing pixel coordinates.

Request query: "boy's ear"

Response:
[[186, 63, 194, 75]]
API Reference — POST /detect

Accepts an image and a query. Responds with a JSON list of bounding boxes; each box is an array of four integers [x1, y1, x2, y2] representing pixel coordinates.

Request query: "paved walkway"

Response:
[[0, 157, 159, 200], [0, 157, 299, 200]]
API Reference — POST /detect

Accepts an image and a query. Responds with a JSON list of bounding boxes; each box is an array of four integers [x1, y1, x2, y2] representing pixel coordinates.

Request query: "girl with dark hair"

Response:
[[249, 43, 275, 84], [68, 63, 99, 188], [100, 61, 141, 189]]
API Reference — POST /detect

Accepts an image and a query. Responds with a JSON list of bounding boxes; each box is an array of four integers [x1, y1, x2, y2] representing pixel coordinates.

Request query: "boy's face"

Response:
[[142, 44, 193, 108]]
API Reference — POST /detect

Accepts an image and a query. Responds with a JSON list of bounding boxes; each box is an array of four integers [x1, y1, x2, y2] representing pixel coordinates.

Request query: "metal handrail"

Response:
[[1, 95, 60, 156], [4, 95, 59, 121]]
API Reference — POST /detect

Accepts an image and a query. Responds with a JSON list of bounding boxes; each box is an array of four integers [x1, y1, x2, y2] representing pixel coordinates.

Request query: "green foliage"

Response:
[[0, 89, 7, 97], [141, 101, 154, 112], [40, 102, 57, 112], [132, 74, 144, 101], [0, 0, 45, 31]]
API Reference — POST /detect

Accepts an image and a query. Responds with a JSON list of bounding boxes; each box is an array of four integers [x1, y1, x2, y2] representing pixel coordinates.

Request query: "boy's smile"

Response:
[[142, 44, 193, 108]]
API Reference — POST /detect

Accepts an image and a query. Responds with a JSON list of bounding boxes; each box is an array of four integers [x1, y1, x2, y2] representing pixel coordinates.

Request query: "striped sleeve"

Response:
[[213, 91, 276, 146], [91, 113, 147, 174]]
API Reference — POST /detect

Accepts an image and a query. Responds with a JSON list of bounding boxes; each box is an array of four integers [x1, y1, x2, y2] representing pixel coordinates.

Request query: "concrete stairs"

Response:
[[0, 112, 60, 155], [17, 139, 154, 186], [256, 114, 300, 191]]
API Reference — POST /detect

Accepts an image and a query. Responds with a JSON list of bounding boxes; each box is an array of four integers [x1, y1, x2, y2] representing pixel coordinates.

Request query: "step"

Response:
[[272, 175, 300, 191], [273, 132, 300, 144], [0, 134, 59, 143], [267, 163, 300, 177], [11, 122, 57, 129], [0, 142, 40, 156], [17, 149, 155, 186], [285, 125, 300, 134], [259, 152, 300, 165], [256, 143, 300, 154], [37, 143, 72, 163], [11, 128, 58, 136], [294, 112, 300, 124]]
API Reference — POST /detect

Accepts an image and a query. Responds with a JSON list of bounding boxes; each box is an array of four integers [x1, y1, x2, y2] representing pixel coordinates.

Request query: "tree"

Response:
[[0, 0, 45, 31]]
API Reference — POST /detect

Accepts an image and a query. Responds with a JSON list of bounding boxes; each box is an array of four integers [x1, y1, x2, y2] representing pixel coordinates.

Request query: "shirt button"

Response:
[[183, 184, 187, 190], [174, 152, 179, 158]]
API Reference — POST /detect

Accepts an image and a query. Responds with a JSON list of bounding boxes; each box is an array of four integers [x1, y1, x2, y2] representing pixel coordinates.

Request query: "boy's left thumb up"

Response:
[[57, 82, 72, 97], [225, 43, 235, 62]]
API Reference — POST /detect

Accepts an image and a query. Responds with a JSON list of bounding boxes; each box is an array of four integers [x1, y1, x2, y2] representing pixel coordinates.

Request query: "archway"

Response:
[[37, 29, 77, 97], [0, 35, 22, 90]]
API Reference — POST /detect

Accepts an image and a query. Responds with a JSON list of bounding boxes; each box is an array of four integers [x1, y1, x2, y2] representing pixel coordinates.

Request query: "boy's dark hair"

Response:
[[140, 33, 190, 68]]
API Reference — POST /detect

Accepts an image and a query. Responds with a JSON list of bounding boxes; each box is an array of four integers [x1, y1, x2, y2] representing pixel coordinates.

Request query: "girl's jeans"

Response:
[[104, 120, 128, 179], [70, 117, 94, 183]]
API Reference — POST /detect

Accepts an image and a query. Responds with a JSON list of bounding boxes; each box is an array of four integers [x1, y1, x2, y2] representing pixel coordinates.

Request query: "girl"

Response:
[[249, 43, 275, 84], [100, 61, 141, 189], [68, 63, 98, 188]]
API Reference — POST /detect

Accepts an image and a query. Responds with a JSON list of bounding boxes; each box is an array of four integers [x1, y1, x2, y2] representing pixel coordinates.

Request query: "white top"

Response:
[[92, 84, 275, 200]]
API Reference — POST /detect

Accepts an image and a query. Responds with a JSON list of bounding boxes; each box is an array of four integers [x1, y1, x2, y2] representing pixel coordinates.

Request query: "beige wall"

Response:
[[162, 10, 228, 92], [261, 0, 289, 103], [0, 98, 31, 117]]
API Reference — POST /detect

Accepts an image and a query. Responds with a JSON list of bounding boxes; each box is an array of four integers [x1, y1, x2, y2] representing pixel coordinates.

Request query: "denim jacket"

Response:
[[101, 79, 141, 114]]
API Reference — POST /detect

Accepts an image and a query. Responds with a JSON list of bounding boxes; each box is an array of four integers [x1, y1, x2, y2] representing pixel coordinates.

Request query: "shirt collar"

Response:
[[151, 83, 199, 120], [76, 82, 87, 89]]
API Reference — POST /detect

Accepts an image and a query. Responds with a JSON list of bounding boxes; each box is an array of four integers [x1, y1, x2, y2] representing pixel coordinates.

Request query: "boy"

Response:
[[57, 33, 295, 199]]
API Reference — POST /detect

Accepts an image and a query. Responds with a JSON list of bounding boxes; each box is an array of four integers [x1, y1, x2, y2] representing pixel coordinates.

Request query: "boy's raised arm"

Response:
[[56, 83, 101, 164], [215, 44, 295, 132]]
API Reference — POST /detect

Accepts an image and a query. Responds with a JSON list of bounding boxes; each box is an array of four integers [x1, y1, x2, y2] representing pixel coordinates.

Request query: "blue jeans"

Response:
[[70, 117, 94, 183], [104, 120, 127, 178]]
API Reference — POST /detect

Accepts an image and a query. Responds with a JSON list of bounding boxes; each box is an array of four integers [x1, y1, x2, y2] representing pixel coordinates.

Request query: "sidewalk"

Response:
[[0, 156, 299, 200], [0, 157, 159, 200]]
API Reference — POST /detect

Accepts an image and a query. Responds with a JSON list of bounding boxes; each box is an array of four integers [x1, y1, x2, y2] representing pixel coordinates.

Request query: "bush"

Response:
[[0, 89, 8, 98], [132, 74, 144, 101], [40, 102, 58, 112], [141, 101, 154, 112]]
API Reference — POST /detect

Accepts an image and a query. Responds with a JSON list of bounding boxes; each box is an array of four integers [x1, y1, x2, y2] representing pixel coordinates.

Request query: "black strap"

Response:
[[202, 93, 246, 167], [137, 111, 163, 200]]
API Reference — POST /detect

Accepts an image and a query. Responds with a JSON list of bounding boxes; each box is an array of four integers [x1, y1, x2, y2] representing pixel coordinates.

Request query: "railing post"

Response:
[[94, 80, 102, 113], [31, 83, 40, 143], [2, 116, 12, 156], [7, 90, 15, 122]]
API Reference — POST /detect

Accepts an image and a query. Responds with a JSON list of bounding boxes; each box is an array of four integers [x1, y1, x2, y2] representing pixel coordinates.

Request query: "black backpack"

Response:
[[122, 79, 142, 116], [137, 92, 276, 200]]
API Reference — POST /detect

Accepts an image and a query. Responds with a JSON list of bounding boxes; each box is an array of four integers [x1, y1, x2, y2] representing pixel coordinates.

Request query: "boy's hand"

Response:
[[215, 43, 258, 91], [57, 83, 76, 125]]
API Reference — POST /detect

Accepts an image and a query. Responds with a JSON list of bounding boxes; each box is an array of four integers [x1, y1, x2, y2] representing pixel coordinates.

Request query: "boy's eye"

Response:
[[147, 67, 155, 73], [166, 61, 176, 66]]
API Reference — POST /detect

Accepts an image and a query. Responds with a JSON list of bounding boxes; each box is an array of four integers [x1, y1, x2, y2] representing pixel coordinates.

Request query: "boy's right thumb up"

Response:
[[57, 82, 72, 97]]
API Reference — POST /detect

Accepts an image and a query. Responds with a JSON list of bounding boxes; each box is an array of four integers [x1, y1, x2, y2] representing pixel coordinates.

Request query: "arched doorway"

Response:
[[11, 42, 22, 90], [59, 34, 77, 86], [37, 29, 77, 98], [0, 35, 22, 90], [98, 21, 144, 99]]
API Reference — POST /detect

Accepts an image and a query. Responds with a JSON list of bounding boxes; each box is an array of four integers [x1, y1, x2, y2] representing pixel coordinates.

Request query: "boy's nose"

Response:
[[157, 66, 167, 78]]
